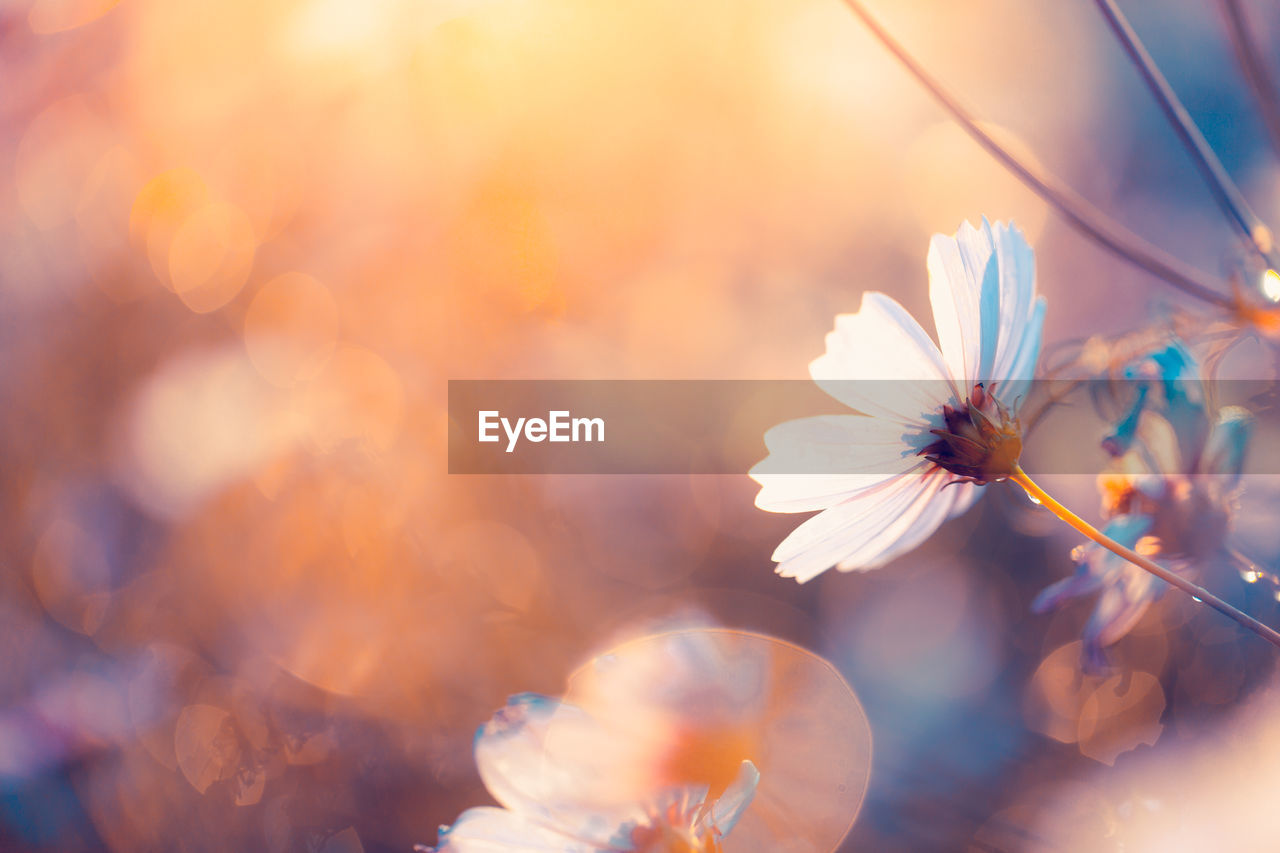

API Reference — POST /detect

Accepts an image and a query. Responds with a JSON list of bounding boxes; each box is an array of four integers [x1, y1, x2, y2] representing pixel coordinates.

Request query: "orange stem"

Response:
[[1009, 465, 1280, 650]]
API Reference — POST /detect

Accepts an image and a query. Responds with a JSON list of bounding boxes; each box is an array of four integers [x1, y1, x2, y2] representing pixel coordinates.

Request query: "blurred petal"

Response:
[[707, 760, 760, 836], [564, 630, 871, 852], [474, 694, 635, 844], [1089, 566, 1160, 648], [1033, 515, 1162, 666], [1030, 569, 1105, 614], [1081, 565, 1161, 672], [1201, 406, 1253, 483], [1132, 412, 1182, 477], [1137, 341, 1208, 467], [1146, 340, 1203, 411], [474, 693, 561, 813], [1101, 384, 1151, 458], [431, 807, 586, 852]]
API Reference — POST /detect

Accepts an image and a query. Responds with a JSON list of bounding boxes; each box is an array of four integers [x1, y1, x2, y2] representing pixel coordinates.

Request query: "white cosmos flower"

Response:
[[424, 693, 758, 853], [424, 628, 873, 852], [751, 218, 1045, 582]]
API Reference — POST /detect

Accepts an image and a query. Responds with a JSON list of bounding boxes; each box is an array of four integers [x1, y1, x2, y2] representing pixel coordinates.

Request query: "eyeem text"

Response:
[[478, 410, 605, 452]]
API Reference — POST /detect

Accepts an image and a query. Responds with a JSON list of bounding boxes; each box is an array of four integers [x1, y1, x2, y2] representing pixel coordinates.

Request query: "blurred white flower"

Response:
[[751, 218, 1045, 581], [423, 627, 872, 852], [1033, 340, 1254, 669], [425, 693, 758, 852]]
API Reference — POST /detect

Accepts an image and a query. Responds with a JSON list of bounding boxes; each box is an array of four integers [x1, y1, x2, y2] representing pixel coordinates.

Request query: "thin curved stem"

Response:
[[838, 0, 1236, 310], [1218, 0, 1280, 161], [1009, 464, 1280, 650], [1094, 0, 1280, 268]]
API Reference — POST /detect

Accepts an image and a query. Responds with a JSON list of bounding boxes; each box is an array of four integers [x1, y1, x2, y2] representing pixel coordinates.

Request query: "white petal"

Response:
[[996, 295, 1045, 408], [432, 807, 590, 852], [750, 415, 924, 512], [474, 694, 560, 816], [473, 695, 636, 845], [708, 760, 760, 837], [773, 470, 940, 582], [836, 474, 978, 571], [986, 221, 1044, 405], [928, 219, 1044, 396], [988, 222, 1038, 371], [927, 219, 1001, 383], [809, 292, 954, 426]]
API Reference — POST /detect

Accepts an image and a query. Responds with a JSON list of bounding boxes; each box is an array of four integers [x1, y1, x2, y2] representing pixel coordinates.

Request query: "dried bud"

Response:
[[919, 383, 1022, 484]]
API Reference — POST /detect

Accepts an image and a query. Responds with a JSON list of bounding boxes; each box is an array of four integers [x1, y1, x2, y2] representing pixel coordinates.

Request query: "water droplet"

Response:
[[1243, 570, 1261, 584], [1191, 596, 1203, 603], [1026, 493, 1041, 506]]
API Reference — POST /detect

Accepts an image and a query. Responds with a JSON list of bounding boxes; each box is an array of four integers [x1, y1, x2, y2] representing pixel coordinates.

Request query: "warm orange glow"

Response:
[[658, 722, 758, 798], [243, 271, 340, 386], [129, 169, 211, 284], [3, 0, 1267, 850], [167, 201, 257, 312], [27, 0, 122, 34]]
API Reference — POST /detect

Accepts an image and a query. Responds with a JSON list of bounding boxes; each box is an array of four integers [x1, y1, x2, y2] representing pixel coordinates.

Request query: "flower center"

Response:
[[919, 382, 1022, 485], [630, 817, 722, 853]]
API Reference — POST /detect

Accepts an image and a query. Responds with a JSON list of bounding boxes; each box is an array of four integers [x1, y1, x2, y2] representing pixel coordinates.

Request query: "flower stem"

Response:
[[837, 0, 1236, 310], [1008, 464, 1280, 650], [1093, 0, 1280, 268], [1218, 0, 1280, 162]]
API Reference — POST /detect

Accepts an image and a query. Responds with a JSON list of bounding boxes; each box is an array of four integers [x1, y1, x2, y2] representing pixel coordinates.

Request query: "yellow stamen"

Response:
[[1009, 465, 1280, 650]]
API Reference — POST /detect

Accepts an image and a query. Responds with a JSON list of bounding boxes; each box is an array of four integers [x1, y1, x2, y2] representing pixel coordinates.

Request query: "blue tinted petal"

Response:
[[1101, 384, 1149, 458], [474, 694, 631, 844], [1031, 568, 1104, 614], [1201, 406, 1253, 483], [708, 760, 760, 837], [1081, 572, 1160, 671], [474, 693, 562, 815]]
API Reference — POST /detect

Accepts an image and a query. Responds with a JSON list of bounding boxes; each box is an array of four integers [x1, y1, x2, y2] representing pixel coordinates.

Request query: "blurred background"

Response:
[[5, 0, 1280, 850]]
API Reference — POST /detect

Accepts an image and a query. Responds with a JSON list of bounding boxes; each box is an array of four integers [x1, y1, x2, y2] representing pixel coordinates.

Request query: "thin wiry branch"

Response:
[[1094, 0, 1280, 269], [838, 0, 1236, 310], [1218, 0, 1280, 161]]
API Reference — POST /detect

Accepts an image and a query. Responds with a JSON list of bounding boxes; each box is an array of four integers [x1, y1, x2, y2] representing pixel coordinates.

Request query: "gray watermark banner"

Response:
[[447, 379, 1280, 474]]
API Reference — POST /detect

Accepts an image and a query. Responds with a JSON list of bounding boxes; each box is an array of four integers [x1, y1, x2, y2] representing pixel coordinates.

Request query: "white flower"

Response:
[[751, 219, 1045, 582], [423, 628, 873, 852], [425, 693, 758, 852]]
